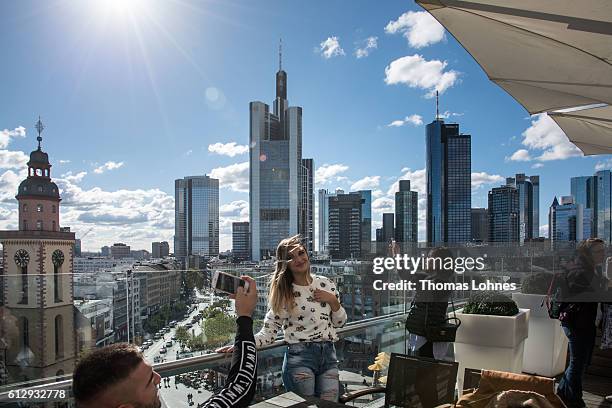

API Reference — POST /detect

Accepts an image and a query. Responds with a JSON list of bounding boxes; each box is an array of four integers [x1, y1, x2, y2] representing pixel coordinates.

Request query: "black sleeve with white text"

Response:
[[201, 316, 257, 408]]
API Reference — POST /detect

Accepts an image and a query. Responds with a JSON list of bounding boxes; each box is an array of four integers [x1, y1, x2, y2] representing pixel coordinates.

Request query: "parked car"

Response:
[[159, 347, 167, 354], [141, 344, 149, 351], [166, 340, 173, 347], [153, 334, 161, 340]]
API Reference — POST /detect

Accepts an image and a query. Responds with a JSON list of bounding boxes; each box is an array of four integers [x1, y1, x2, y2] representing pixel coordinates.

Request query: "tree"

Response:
[[204, 314, 235, 349], [175, 326, 189, 345]]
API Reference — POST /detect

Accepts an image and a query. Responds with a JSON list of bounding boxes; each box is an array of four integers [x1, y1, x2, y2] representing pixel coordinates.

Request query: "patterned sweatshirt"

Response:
[[254, 275, 348, 347]]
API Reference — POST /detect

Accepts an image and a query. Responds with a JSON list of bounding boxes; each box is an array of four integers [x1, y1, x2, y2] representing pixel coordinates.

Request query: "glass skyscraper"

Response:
[[488, 185, 519, 243], [249, 51, 313, 260], [506, 174, 539, 242], [174, 175, 219, 259], [426, 119, 471, 244], [571, 171, 611, 242], [549, 196, 592, 245], [328, 192, 363, 259], [395, 180, 418, 243]]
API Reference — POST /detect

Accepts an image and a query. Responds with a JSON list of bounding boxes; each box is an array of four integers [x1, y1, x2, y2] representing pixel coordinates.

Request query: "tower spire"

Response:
[[279, 38, 282, 71], [35, 116, 44, 150], [436, 91, 439, 121]]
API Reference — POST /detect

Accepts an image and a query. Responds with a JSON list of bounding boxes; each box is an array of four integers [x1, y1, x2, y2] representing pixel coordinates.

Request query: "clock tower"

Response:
[[0, 118, 77, 384]]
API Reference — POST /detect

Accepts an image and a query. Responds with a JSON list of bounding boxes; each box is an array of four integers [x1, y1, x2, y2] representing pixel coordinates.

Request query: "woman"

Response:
[[402, 246, 455, 360], [219, 235, 347, 401], [556, 238, 606, 408]]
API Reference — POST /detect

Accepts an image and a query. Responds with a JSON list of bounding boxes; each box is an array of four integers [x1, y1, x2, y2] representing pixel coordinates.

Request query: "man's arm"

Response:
[[201, 316, 257, 408]]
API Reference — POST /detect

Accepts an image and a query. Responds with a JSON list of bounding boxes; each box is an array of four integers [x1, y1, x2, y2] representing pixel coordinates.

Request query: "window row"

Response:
[[22, 203, 56, 213]]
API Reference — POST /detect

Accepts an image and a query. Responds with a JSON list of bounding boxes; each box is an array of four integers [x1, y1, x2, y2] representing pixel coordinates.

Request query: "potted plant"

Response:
[[512, 272, 568, 377], [454, 291, 529, 392]]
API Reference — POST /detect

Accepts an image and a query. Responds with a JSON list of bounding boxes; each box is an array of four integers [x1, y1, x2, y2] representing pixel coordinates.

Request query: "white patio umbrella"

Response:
[[417, 0, 612, 154], [549, 105, 612, 155]]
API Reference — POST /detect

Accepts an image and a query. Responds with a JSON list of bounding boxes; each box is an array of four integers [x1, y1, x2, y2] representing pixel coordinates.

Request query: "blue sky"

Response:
[[1, 0, 609, 252]]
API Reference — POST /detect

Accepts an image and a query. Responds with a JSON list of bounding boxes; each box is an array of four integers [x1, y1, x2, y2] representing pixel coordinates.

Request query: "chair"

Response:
[[340, 353, 459, 408], [463, 367, 482, 391]]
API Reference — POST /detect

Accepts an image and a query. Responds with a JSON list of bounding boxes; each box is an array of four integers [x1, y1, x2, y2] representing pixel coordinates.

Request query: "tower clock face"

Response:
[[52, 250, 65, 266], [14, 249, 30, 267]]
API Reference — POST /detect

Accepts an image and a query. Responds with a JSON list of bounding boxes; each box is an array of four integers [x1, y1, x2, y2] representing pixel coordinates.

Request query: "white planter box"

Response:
[[512, 293, 568, 377], [454, 308, 529, 392]]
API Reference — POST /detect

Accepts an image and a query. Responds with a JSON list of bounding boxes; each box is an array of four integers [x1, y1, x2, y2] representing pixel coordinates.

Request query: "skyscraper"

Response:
[[549, 196, 592, 245], [328, 192, 362, 259], [426, 116, 471, 244], [318, 189, 335, 253], [357, 190, 372, 254], [249, 45, 313, 260], [382, 213, 395, 244], [174, 175, 220, 260], [152, 241, 170, 258], [506, 174, 539, 241], [488, 185, 519, 243], [470, 208, 489, 242], [395, 180, 418, 243], [571, 171, 611, 242], [300, 158, 314, 254], [232, 222, 250, 262]]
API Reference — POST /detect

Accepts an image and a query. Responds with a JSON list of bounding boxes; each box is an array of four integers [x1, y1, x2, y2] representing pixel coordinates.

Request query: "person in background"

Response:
[[73, 276, 258, 408], [556, 238, 607, 408]]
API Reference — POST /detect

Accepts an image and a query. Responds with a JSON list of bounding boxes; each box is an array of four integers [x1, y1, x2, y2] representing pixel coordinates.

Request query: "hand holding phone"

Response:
[[212, 271, 250, 295]]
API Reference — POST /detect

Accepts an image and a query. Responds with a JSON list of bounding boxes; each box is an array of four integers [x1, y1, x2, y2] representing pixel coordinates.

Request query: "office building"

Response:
[[249, 45, 313, 260], [300, 158, 314, 253], [328, 192, 362, 259], [357, 190, 372, 255], [549, 196, 592, 244], [151, 241, 170, 258], [110, 243, 131, 259], [174, 175, 220, 259], [232, 222, 250, 261], [426, 116, 471, 244], [470, 208, 489, 242], [394, 180, 418, 243], [506, 174, 540, 241], [488, 185, 519, 243], [571, 170, 611, 241], [382, 213, 395, 244]]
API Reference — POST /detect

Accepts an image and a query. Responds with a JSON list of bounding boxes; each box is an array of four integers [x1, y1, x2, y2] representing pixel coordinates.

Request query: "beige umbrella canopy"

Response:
[[417, 0, 612, 154], [549, 105, 612, 155]]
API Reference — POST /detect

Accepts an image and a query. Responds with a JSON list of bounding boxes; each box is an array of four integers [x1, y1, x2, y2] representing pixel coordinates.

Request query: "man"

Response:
[[72, 276, 258, 408]]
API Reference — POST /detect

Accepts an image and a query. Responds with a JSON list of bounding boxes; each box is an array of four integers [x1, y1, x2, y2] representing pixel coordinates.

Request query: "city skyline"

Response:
[[1, 1, 610, 252]]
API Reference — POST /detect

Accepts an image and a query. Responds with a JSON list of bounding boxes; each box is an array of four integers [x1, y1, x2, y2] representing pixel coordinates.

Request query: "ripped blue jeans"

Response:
[[282, 341, 339, 402]]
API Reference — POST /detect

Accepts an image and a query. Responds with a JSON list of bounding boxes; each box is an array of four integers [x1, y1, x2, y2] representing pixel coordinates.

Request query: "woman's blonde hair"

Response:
[[269, 235, 308, 314]]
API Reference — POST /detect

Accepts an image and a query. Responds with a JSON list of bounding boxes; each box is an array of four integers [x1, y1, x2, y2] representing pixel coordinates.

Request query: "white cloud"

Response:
[[185, 149, 193, 156], [351, 176, 380, 191], [0, 126, 26, 149], [539, 224, 549, 238], [372, 189, 384, 198], [319, 36, 345, 59], [532, 163, 544, 169], [355, 36, 378, 58], [439, 111, 463, 119], [210, 161, 249, 192], [58, 159, 71, 164], [387, 168, 426, 196], [220, 200, 249, 218], [387, 120, 405, 128], [385, 11, 445, 48], [61, 171, 87, 183], [372, 197, 394, 213], [208, 142, 248, 157], [384, 54, 459, 97], [519, 113, 582, 161], [94, 161, 124, 174], [595, 158, 612, 171], [315, 164, 349, 185], [507, 149, 532, 162], [0, 150, 29, 170], [471, 172, 504, 190], [387, 114, 423, 127]]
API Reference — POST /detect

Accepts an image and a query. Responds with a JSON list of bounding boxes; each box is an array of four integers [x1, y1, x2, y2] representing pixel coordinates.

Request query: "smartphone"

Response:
[[212, 271, 249, 295]]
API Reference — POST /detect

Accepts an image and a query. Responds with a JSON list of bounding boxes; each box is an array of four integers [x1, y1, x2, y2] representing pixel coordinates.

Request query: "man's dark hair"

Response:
[[72, 343, 144, 406]]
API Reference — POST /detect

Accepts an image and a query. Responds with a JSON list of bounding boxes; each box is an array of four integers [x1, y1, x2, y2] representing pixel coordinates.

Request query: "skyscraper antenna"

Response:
[[436, 90, 439, 120], [279, 38, 282, 71]]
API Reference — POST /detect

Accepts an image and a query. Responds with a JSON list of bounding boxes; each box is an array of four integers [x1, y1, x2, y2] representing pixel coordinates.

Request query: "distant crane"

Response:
[[79, 227, 94, 240]]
